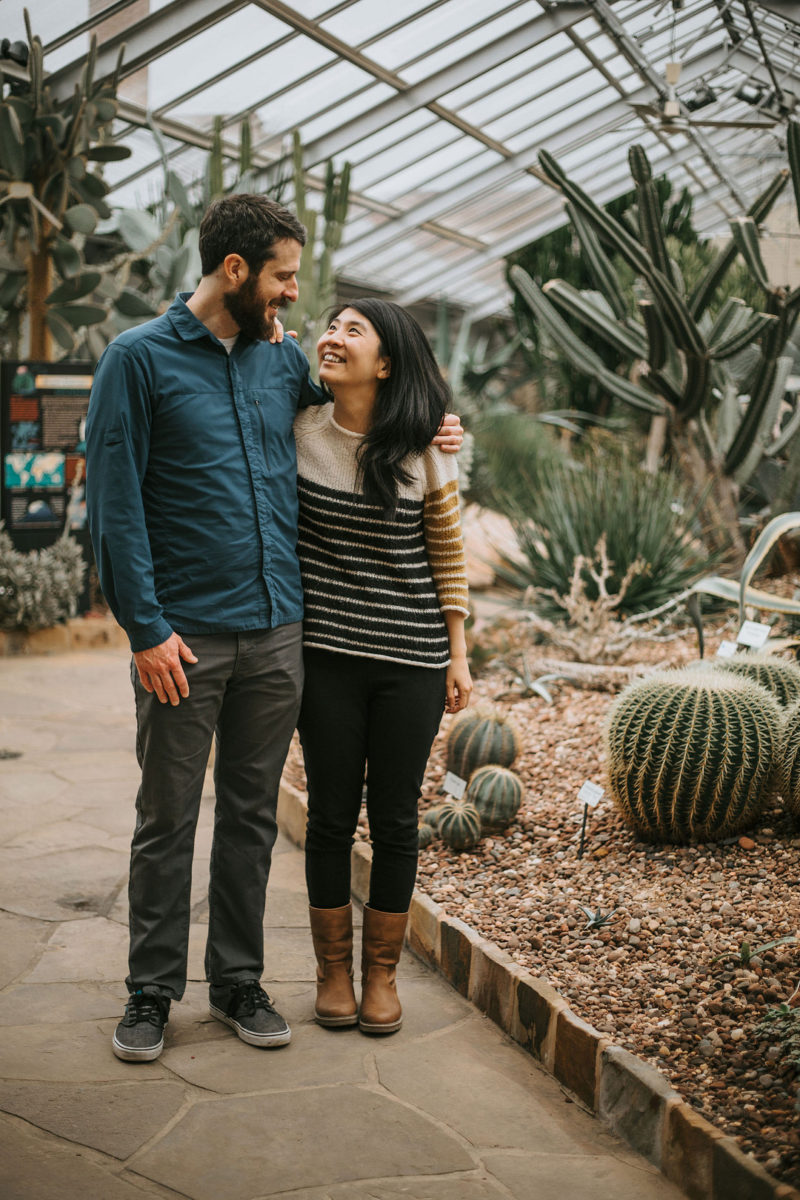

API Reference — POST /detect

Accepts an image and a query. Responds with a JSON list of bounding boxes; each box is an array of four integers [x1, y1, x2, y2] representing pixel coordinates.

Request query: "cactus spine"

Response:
[[780, 699, 800, 818], [465, 765, 523, 833], [438, 799, 482, 851], [715, 653, 800, 708], [446, 706, 519, 780], [605, 669, 781, 843]]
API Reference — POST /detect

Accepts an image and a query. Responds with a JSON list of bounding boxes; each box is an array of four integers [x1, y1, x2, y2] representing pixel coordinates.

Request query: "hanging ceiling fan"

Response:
[[627, 61, 781, 132]]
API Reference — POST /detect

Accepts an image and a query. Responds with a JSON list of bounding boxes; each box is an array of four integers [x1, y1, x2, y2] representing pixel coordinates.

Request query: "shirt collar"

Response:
[[166, 292, 223, 343]]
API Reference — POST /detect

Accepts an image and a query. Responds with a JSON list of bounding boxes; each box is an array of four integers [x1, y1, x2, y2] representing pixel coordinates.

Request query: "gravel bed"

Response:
[[283, 629, 800, 1188]]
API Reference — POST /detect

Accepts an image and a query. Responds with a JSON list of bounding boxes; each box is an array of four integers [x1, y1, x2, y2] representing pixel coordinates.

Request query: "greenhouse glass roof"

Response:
[[3, 0, 798, 316]]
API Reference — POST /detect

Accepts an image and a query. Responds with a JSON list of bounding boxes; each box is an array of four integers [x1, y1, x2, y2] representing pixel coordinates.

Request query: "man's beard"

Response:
[[224, 276, 286, 341]]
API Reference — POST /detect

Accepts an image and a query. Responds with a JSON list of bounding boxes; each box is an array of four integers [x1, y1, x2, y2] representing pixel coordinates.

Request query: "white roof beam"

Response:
[[300, 4, 592, 167], [336, 42, 735, 270], [46, 0, 248, 99]]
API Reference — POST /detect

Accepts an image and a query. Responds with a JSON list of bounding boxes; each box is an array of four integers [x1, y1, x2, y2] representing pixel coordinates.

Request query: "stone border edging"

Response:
[[276, 780, 799, 1200]]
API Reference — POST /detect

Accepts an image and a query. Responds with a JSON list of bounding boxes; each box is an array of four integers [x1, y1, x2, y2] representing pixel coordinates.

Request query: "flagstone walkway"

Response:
[[0, 648, 683, 1199]]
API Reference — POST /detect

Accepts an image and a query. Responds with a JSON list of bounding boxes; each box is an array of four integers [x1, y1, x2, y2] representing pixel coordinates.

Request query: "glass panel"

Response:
[[363, 136, 488, 203], [322, 0, 436, 46], [351, 125, 462, 189], [401, 6, 540, 85], [165, 42, 336, 121], [291, 82, 396, 143], [142, 9, 292, 112], [367, 0, 521, 71], [251, 60, 375, 140]]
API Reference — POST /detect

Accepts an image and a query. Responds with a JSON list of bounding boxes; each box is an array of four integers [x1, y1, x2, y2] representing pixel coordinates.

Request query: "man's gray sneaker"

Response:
[[112, 991, 170, 1061], [209, 980, 291, 1047]]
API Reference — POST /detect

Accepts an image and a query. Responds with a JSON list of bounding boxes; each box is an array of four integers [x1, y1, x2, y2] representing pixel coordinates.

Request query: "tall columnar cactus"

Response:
[[509, 123, 800, 552], [288, 129, 351, 364], [779, 699, 800, 818], [0, 11, 131, 358], [605, 669, 782, 843], [714, 652, 800, 709], [446, 706, 519, 780]]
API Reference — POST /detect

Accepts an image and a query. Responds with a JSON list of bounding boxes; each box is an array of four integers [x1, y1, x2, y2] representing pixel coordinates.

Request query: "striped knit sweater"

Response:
[[294, 405, 469, 668]]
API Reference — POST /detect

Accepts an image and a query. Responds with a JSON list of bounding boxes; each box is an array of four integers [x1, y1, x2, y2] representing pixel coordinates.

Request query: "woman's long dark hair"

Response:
[[324, 298, 451, 517]]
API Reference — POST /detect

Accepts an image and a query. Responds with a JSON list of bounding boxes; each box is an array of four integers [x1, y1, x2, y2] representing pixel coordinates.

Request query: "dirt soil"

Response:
[[283, 620, 800, 1189]]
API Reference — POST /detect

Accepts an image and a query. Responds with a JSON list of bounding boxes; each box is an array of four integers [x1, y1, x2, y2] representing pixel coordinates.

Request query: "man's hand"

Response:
[[134, 633, 198, 706], [433, 411, 463, 453]]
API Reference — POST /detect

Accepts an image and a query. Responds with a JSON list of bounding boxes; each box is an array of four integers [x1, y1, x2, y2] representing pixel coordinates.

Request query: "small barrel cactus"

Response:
[[605, 668, 781, 843], [465, 764, 523, 832], [779, 698, 800, 817], [421, 804, 448, 831], [417, 822, 435, 848], [438, 798, 482, 851], [714, 652, 800, 708], [446, 706, 519, 779]]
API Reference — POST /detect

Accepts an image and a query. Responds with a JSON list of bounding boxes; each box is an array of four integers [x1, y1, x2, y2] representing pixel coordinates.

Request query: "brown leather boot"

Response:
[[359, 905, 408, 1034], [309, 904, 358, 1027]]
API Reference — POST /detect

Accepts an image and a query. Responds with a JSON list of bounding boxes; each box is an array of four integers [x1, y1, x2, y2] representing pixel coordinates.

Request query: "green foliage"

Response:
[[287, 130, 351, 365], [509, 133, 800, 505], [465, 764, 523, 833], [605, 668, 782, 843], [438, 798, 482, 851], [0, 11, 131, 356], [496, 449, 714, 618], [446, 706, 519, 779], [715, 652, 800, 708], [467, 409, 566, 513], [0, 522, 85, 630]]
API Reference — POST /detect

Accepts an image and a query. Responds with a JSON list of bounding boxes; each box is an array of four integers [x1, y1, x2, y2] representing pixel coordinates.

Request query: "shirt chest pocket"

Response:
[[248, 388, 295, 465]]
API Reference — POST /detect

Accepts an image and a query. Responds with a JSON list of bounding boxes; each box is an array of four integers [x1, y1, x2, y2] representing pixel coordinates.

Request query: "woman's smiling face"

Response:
[[317, 308, 390, 391]]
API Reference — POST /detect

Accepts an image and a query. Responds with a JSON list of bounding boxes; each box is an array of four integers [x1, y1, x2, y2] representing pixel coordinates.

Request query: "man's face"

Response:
[[224, 238, 302, 340]]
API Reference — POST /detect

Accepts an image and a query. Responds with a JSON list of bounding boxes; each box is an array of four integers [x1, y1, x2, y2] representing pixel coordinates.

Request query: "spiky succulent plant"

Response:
[[714, 652, 800, 708], [780, 698, 800, 818], [605, 668, 782, 843]]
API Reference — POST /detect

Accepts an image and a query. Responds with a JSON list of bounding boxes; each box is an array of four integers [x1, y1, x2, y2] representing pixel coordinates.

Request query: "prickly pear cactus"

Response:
[[714, 652, 800, 708], [780, 698, 800, 818], [465, 764, 523, 833], [446, 706, 519, 780], [604, 669, 781, 843], [438, 799, 482, 851]]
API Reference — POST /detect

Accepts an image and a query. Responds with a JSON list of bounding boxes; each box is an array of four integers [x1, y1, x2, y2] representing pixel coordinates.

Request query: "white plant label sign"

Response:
[[443, 770, 467, 799], [736, 620, 770, 649], [578, 781, 604, 808], [716, 640, 738, 658]]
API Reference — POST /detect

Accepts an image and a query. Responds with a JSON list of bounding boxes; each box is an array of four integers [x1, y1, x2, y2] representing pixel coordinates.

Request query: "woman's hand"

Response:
[[445, 654, 472, 713]]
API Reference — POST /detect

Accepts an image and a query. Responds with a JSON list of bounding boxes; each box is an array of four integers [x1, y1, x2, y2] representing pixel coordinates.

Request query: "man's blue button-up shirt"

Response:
[[85, 294, 325, 652]]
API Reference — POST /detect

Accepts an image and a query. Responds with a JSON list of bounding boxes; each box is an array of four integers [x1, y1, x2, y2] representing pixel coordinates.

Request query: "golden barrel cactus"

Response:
[[604, 669, 782, 843], [715, 652, 800, 708]]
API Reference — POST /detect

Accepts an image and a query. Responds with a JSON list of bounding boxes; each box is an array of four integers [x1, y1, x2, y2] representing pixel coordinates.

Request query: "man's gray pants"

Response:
[[126, 624, 303, 1000]]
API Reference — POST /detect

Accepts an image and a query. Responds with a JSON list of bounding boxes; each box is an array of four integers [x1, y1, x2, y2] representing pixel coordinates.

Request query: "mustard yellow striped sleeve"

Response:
[[423, 450, 469, 616]]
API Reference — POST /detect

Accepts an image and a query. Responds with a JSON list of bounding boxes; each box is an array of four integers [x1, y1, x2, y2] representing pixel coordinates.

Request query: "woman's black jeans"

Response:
[[298, 648, 446, 913]]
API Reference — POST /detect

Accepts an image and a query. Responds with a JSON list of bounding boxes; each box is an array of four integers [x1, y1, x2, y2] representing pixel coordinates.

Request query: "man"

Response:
[[86, 194, 461, 1062]]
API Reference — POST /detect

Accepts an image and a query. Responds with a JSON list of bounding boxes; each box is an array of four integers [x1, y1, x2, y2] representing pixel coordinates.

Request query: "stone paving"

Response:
[[0, 649, 683, 1199]]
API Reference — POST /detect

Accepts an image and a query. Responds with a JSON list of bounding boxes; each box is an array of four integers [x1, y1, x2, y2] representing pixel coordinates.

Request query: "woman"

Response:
[[294, 299, 472, 1034]]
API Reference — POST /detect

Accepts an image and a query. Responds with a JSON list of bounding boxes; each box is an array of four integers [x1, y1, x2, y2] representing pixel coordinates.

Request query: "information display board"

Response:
[[1, 361, 95, 609]]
